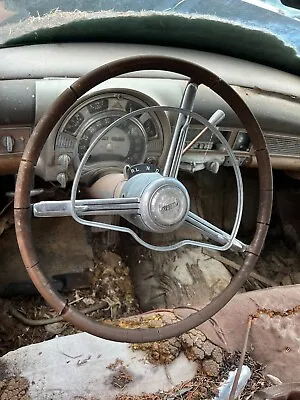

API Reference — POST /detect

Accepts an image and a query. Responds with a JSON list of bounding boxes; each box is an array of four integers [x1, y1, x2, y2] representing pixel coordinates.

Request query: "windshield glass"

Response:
[[0, 0, 299, 56]]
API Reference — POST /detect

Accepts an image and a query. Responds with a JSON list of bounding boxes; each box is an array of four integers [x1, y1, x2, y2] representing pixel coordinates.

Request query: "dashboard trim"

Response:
[[1, 44, 300, 99], [0, 154, 22, 175], [1, 45, 300, 176]]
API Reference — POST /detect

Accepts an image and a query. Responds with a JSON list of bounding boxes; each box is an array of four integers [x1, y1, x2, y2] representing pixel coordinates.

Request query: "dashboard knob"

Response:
[[206, 161, 220, 174], [58, 154, 71, 171], [56, 172, 68, 188], [2, 135, 15, 153]]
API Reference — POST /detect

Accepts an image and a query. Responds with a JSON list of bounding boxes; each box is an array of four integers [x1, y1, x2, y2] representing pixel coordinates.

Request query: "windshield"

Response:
[[0, 0, 299, 69]]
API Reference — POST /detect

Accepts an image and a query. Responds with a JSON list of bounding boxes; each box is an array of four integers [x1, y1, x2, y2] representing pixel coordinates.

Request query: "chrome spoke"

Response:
[[163, 82, 198, 177], [186, 211, 248, 252], [67, 105, 244, 253], [33, 197, 140, 218]]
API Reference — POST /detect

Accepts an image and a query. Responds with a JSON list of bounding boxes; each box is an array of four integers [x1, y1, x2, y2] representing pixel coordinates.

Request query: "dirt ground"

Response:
[[1, 231, 298, 357], [0, 201, 299, 399], [114, 352, 269, 400], [0, 377, 30, 400], [0, 247, 139, 357]]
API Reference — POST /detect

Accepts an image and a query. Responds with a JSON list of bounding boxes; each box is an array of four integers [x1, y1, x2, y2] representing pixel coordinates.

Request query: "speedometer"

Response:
[[76, 113, 147, 167], [54, 90, 170, 179]]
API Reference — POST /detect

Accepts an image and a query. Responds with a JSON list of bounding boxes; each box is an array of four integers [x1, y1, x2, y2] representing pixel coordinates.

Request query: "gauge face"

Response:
[[55, 91, 168, 174], [64, 112, 84, 134], [87, 98, 109, 114], [143, 118, 157, 139], [77, 115, 147, 166]]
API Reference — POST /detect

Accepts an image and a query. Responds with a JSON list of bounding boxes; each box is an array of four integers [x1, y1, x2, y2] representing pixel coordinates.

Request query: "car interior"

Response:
[[0, 0, 300, 397]]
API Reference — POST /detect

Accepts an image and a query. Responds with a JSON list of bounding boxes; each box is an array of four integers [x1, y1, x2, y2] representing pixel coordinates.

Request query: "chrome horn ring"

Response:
[[70, 106, 245, 252]]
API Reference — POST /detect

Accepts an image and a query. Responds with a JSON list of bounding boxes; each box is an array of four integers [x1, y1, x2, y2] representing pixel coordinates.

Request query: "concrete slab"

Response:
[[1, 332, 197, 399]]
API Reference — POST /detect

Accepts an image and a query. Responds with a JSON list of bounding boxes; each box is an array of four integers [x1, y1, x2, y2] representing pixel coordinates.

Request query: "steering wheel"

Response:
[[14, 56, 273, 343]]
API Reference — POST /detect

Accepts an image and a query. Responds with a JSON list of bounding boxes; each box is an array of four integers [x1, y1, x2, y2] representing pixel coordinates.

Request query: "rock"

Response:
[[44, 322, 65, 335], [201, 340, 216, 357], [281, 275, 293, 286], [127, 244, 232, 311], [0, 333, 197, 399], [193, 347, 205, 360], [212, 347, 223, 364], [202, 359, 220, 377]]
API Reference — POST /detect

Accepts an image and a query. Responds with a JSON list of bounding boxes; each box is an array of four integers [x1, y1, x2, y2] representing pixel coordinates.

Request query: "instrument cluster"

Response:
[[53, 90, 169, 184]]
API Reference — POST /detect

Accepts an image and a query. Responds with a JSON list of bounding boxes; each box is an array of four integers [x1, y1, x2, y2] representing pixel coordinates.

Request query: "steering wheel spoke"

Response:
[[186, 211, 248, 252], [163, 81, 198, 178], [33, 197, 140, 218]]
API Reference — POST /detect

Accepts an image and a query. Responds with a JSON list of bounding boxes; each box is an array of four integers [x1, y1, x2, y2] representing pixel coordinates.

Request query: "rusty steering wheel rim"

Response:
[[14, 56, 273, 343]]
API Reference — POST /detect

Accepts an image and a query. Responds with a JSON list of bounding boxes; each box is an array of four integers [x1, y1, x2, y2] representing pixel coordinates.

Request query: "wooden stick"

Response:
[[229, 315, 253, 400]]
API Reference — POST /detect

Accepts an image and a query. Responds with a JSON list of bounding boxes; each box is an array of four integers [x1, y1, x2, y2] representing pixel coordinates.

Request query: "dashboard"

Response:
[[1, 42, 300, 182]]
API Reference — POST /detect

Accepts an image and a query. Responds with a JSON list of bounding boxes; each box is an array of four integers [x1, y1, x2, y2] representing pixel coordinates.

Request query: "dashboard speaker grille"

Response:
[[264, 134, 300, 157]]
